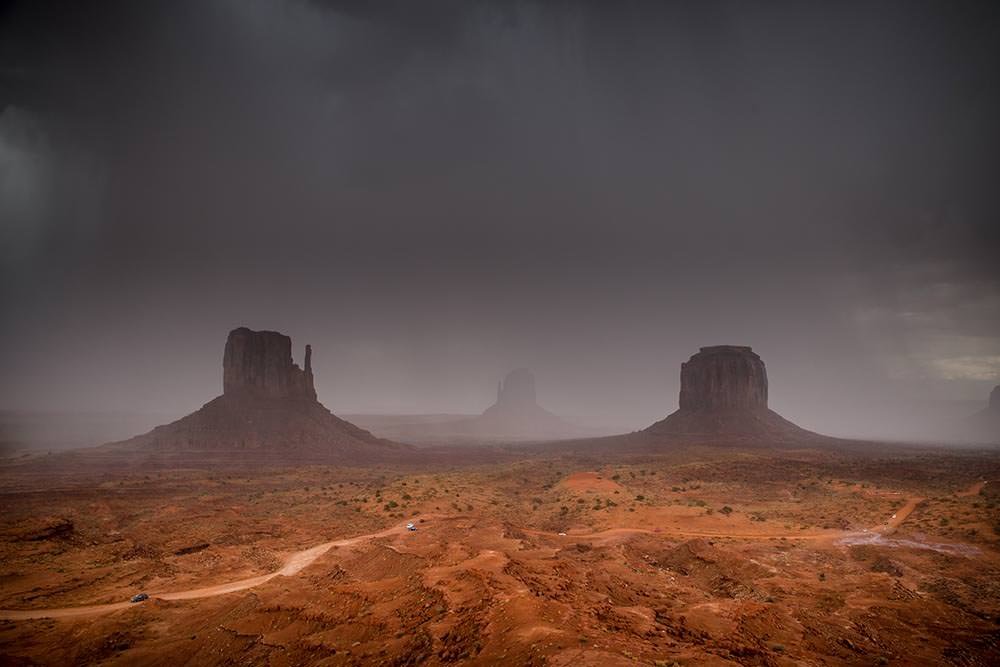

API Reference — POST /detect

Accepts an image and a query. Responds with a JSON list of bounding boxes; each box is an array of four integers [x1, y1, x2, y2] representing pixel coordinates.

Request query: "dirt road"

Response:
[[0, 522, 408, 620], [880, 496, 923, 535], [0, 486, 964, 621]]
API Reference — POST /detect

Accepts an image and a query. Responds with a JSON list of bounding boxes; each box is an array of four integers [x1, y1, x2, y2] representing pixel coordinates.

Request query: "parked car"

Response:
[[406, 522, 417, 531], [130, 593, 149, 603]]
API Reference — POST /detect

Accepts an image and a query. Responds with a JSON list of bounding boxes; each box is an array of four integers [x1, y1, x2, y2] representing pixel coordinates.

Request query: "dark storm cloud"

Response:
[[1, 0, 998, 440]]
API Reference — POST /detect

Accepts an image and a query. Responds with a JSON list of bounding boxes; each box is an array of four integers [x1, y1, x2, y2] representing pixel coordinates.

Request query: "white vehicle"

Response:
[[406, 522, 417, 531]]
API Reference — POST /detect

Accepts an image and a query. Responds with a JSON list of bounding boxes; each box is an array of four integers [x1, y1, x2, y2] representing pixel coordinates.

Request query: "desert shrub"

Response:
[[720, 506, 733, 514]]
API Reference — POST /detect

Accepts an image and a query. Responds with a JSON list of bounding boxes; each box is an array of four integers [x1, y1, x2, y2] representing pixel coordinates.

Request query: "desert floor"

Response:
[[2, 446, 1000, 665]]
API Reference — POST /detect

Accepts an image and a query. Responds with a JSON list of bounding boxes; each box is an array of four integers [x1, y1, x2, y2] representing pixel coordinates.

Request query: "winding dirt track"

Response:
[[0, 523, 408, 620], [2, 482, 973, 621]]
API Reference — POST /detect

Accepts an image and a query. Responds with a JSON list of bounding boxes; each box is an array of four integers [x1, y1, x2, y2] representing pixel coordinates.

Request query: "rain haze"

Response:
[[1, 0, 999, 442], [6, 5, 1000, 663]]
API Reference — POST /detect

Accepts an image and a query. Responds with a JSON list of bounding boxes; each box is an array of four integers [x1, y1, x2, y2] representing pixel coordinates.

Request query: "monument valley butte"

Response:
[[2, 329, 999, 665]]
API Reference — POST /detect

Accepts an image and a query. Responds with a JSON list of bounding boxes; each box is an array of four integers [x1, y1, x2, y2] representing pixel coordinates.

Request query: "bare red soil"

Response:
[[2, 445, 1000, 665]]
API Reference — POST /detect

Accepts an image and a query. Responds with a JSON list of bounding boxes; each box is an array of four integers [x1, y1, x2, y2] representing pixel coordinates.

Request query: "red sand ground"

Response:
[[1, 446, 1000, 665]]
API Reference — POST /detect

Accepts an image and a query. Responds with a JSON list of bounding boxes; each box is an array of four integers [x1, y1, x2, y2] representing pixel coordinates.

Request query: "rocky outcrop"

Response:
[[223, 328, 315, 400], [990, 386, 1000, 413], [679, 346, 767, 411], [645, 345, 819, 442], [102, 327, 410, 462]]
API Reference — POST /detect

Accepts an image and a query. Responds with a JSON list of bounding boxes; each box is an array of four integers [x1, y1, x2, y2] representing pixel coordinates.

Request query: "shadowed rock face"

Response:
[[223, 328, 315, 401], [990, 386, 1000, 413], [679, 346, 768, 411]]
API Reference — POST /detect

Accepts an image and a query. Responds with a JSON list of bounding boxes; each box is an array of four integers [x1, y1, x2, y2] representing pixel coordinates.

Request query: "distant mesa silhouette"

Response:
[[474, 368, 578, 436], [103, 327, 410, 461], [965, 384, 1000, 443], [342, 368, 592, 444], [644, 345, 819, 442]]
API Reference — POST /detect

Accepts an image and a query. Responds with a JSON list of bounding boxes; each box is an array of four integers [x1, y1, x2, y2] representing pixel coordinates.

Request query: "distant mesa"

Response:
[[965, 384, 1000, 443], [495, 369, 537, 409], [644, 345, 819, 442], [103, 327, 410, 462], [474, 368, 580, 437]]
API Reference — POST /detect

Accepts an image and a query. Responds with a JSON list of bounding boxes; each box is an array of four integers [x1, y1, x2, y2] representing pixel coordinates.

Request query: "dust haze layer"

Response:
[[1, 0, 999, 442], [350, 368, 597, 444]]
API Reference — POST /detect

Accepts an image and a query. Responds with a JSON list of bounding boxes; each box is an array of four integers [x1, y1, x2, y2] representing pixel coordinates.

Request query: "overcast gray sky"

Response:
[[1, 0, 998, 438]]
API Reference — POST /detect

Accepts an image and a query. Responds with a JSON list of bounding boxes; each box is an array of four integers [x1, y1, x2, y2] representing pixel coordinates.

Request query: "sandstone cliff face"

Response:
[[223, 328, 315, 401], [678, 346, 768, 411]]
